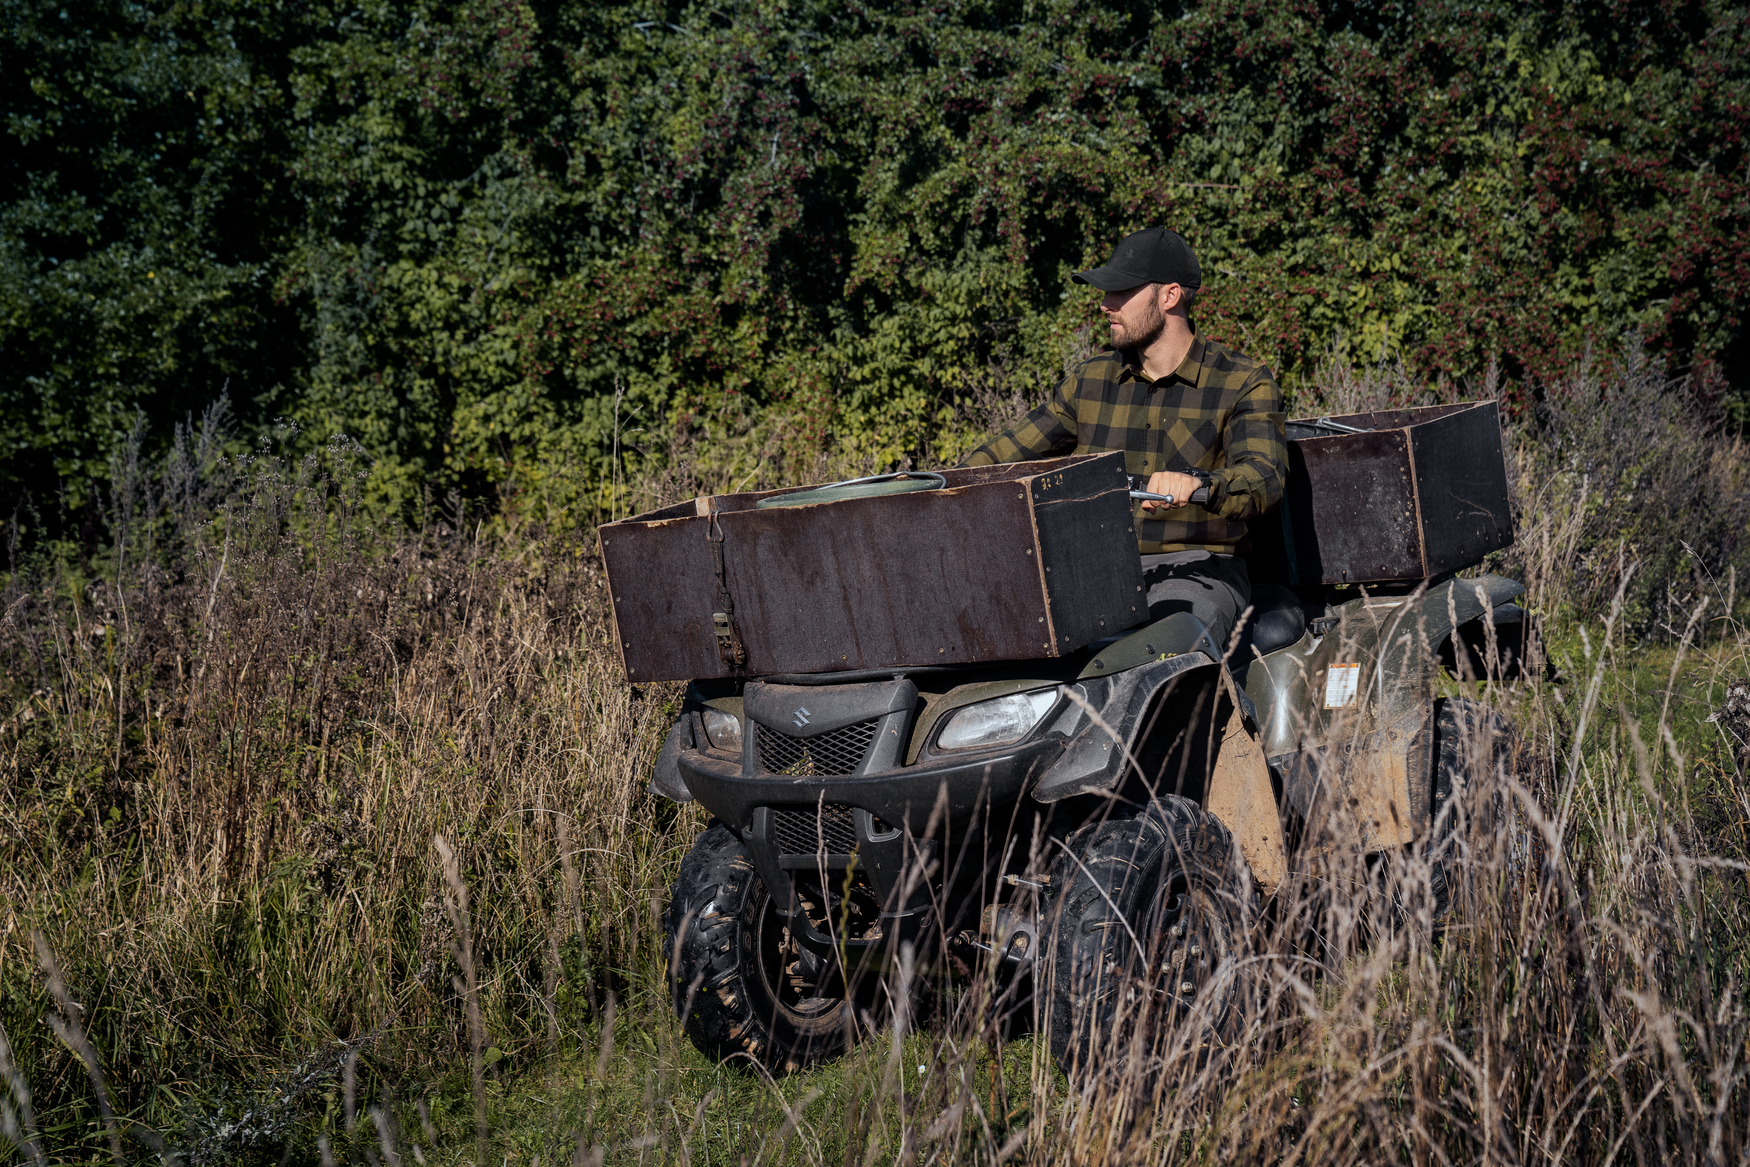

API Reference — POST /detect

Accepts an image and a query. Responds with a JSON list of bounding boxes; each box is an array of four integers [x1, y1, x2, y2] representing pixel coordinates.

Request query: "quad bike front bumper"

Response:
[[677, 723, 1063, 963]]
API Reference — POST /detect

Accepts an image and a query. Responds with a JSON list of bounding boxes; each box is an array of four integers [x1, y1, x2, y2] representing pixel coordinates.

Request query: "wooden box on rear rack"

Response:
[[598, 453, 1146, 683], [1249, 400, 1514, 586]]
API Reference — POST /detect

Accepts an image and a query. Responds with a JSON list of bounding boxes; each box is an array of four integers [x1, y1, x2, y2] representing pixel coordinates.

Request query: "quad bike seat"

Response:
[[1243, 583, 1306, 657]]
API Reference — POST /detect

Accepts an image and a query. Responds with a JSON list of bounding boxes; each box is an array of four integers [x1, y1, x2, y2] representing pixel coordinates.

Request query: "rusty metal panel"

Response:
[[602, 510, 728, 682], [599, 453, 1144, 682], [1319, 402, 1476, 431], [1252, 400, 1512, 585], [1294, 428, 1423, 583], [1030, 461, 1148, 651], [1407, 406, 1514, 574]]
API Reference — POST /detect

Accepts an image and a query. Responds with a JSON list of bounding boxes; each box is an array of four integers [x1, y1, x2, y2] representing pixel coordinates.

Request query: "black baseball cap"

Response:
[[1072, 227, 1202, 292]]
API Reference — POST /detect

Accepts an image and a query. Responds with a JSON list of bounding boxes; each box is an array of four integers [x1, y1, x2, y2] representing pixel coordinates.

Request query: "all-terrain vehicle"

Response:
[[605, 403, 1533, 1076]]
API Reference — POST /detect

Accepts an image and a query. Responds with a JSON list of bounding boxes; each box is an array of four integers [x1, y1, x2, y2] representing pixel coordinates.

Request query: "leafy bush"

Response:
[[5, 0, 1748, 528]]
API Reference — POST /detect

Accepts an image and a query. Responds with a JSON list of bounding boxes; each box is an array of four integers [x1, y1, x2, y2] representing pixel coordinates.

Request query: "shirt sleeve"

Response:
[[1205, 368, 1286, 520], [959, 372, 1079, 467]]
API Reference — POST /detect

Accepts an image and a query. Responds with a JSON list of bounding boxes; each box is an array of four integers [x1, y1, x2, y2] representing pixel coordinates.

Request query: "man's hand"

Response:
[[1140, 470, 1203, 513]]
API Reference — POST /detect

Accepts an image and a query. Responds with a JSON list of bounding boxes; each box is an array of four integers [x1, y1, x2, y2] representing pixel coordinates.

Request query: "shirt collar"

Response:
[[1119, 335, 1208, 389]]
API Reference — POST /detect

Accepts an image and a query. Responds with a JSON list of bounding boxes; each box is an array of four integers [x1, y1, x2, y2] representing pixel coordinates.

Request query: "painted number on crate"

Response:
[[1324, 663, 1361, 708]]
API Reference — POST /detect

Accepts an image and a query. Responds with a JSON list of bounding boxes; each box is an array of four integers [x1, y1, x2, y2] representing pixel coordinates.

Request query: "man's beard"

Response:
[[1112, 297, 1165, 352]]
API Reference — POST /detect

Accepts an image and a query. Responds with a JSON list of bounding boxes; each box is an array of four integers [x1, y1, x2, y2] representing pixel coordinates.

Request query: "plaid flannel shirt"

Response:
[[962, 336, 1287, 554]]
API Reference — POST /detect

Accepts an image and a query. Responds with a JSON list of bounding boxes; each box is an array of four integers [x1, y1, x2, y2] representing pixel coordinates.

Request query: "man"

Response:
[[961, 227, 1287, 651]]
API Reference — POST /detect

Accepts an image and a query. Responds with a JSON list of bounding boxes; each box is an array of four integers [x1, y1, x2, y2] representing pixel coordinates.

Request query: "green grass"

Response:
[[420, 1020, 1052, 1167]]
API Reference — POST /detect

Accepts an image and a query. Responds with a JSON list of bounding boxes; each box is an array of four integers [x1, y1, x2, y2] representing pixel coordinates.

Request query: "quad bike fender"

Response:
[[1310, 574, 1525, 732], [1427, 575, 1544, 682], [650, 714, 696, 802], [1371, 574, 1526, 842], [1031, 651, 1217, 803], [1034, 655, 1287, 891], [1274, 719, 1430, 855], [1032, 613, 1289, 888], [1033, 610, 1228, 803], [1416, 574, 1526, 659], [1322, 574, 1526, 740], [1267, 574, 1528, 856]]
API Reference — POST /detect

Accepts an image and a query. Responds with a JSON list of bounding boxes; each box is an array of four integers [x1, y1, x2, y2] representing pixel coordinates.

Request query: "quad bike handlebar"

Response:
[[1127, 472, 1211, 507]]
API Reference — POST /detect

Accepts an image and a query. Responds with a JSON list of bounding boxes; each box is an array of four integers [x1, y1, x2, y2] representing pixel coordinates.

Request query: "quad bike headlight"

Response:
[[700, 708, 742, 751], [935, 688, 1060, 751]]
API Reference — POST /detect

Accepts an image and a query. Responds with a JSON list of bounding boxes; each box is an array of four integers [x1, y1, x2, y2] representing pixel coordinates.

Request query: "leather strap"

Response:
[[702, 498, 747, 671]]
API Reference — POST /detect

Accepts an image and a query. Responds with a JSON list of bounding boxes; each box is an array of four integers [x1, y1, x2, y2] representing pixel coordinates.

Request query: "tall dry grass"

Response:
[[1, 347, 1746, 1164], [1011, 581, 1749, 1166], [0, 412, 719, 1161]]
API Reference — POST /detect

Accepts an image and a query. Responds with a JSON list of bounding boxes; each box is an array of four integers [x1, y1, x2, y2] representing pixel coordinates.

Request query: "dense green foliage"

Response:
[[5, 0, 1748, 523]]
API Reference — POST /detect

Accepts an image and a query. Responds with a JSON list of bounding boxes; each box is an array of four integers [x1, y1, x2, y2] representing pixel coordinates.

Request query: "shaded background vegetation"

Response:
[[5, 0, 1749, 530]]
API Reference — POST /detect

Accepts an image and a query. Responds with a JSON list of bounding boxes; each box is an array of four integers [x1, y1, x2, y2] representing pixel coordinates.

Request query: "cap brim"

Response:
[[1072, 266, 1148, 291]]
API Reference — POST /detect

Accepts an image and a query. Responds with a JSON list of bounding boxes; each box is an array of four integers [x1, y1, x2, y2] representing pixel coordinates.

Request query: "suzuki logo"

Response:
[[792, 706, 812, 728]]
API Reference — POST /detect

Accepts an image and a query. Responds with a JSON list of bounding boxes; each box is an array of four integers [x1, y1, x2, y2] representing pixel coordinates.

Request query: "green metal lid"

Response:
[[755, 472, 946, 509]]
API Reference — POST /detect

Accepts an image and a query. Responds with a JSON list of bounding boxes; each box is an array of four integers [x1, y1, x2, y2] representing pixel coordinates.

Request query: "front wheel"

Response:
[[1043, 796, 1257, 1080], [663, 824, 857, 1073]]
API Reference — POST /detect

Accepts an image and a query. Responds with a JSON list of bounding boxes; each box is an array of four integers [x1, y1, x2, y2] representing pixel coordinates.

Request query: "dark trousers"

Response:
[[1140, 550, 1251, 656]]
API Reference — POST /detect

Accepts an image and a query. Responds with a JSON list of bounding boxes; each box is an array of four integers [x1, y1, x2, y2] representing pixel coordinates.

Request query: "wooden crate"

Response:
[[599, 453, 1146, 682], [1250, 401, 1513, 585]]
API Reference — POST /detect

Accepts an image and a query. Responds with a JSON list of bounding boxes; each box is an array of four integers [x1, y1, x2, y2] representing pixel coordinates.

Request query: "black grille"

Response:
[[770, 805, 860, 855], [756, 718, 880, 776]]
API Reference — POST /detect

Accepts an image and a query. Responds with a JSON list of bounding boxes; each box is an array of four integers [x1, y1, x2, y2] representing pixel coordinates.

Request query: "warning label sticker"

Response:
[[1324, 663, 1361, 708]]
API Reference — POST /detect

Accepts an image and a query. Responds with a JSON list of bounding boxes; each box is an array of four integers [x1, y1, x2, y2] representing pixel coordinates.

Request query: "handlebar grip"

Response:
[[1128, 485, 1214, 507], [1128, 474, 1212, 507]]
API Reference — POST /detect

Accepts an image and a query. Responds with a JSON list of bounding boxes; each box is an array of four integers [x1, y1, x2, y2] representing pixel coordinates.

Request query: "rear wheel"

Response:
[[1427, 698, 1537, 919], [664, 824, 857, 1072], [1043, 796, 1256, 1080]]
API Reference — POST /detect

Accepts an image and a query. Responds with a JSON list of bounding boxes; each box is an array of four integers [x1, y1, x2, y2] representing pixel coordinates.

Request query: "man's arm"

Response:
[[1204, 370, 1287, 519], [959, 374, 1079, 467]]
